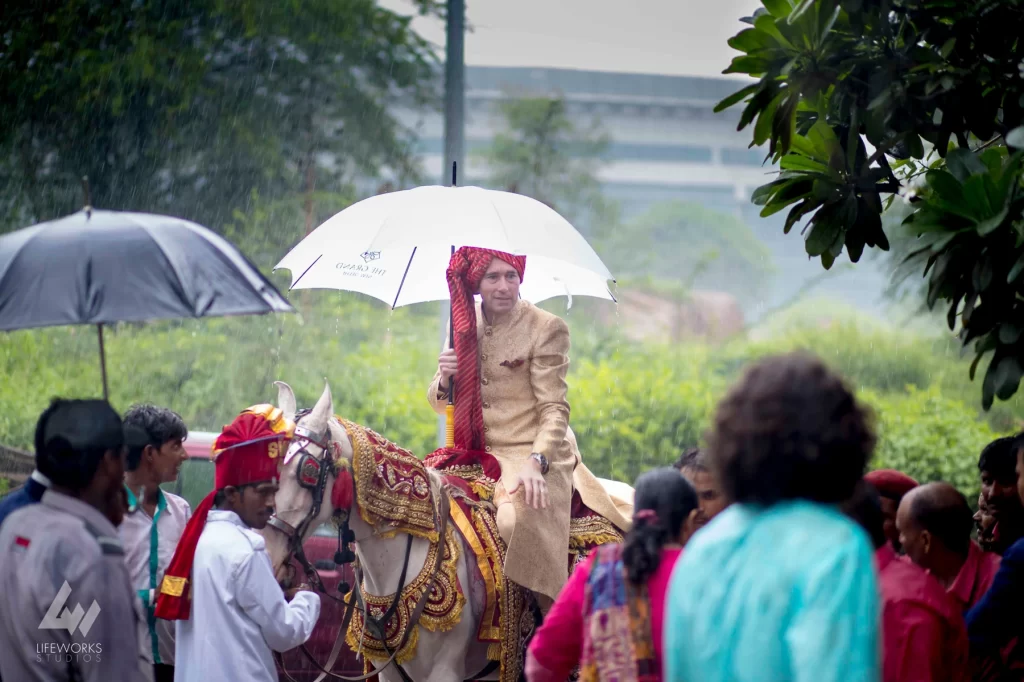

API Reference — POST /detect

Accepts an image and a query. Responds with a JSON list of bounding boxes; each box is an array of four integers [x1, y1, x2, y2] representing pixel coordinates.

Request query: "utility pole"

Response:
[[438, 0, 465, 447]]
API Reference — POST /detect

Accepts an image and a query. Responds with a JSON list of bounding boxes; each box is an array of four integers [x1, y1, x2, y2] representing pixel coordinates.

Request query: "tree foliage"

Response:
[[598, 200, 775, 304], [719, 0, 1024, 409], [0, 0, 441, 237], [477, 94, 618, 236]]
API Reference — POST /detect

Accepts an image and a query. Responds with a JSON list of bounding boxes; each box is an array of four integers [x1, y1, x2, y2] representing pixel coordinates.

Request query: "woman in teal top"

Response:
[[664, 352, 881, 682]]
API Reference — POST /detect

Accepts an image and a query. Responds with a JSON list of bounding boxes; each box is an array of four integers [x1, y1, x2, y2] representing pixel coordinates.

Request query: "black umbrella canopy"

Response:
[[0, 209, 293, 330], [0, 209, 294, 398]]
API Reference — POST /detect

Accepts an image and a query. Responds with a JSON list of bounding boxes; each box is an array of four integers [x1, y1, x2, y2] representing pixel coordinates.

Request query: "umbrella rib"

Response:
[[391, 247, 417, 310], [291, 254, 323, 291]]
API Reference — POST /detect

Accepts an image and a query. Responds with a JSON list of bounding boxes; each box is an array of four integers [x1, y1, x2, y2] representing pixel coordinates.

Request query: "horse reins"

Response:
[[269, 411, 450, 682]]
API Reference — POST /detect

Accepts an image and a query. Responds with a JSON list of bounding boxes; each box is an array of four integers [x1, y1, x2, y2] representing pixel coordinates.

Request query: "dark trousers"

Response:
[[153, 664, 174, 682]]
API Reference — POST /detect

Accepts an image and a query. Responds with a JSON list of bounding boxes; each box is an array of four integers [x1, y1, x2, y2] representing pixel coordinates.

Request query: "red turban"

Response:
[[864, 469, 919, 500], [155, 405, 294, 620], [446, 247, 526, 451]]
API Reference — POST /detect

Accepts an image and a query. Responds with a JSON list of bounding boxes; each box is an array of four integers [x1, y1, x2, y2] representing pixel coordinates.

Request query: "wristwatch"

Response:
[[529, 452, 549, 475]]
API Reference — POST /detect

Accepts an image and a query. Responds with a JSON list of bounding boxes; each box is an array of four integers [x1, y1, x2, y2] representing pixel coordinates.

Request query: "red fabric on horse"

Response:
[[446, 246, 526, 452]]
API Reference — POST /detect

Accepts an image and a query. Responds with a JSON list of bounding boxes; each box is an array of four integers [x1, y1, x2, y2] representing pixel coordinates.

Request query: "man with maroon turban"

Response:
[[155, 405, 320, 682], [865, 468, 919, 553], [428, 247, 632, 605]]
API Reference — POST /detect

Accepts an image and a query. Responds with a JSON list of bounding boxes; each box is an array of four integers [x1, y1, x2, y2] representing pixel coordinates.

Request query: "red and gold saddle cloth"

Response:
[[340, 420, 622, 682]]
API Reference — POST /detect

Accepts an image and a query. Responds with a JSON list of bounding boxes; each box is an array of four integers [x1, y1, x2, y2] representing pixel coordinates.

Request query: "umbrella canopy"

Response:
[[274, 185, 616, 307], [0, 209, 294, 398], [0, 209, 293, 330]]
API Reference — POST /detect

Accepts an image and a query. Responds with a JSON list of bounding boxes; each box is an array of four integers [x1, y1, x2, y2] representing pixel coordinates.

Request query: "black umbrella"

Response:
[[0, 207, 294, 399]]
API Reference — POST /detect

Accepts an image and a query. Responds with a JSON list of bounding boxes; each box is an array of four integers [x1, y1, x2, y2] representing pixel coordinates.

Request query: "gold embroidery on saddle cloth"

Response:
[[450, 503, 501, 642], [569, 514, 624, 550], [346, 521, 465, 665], [337, 417, 438, 543], [440, 464, 497, 501]]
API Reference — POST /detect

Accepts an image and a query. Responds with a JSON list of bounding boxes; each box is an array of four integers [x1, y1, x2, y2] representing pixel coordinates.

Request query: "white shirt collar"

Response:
[[30, 470, 51, 487]]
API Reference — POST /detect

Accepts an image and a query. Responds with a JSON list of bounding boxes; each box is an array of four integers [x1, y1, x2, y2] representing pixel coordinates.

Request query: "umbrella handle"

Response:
[[445, 404, 455, 448]]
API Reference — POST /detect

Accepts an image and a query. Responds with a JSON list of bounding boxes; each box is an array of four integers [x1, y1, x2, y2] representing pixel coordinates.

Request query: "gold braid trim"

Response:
[[346, 522, 465, 664], [569, 514, 624, 551], [338, 417, 438, 543]]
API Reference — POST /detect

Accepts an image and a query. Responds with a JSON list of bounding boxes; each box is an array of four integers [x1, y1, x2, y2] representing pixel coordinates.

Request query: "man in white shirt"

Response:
[[119, 404, 192, 682], [155, 405, 320, 682]]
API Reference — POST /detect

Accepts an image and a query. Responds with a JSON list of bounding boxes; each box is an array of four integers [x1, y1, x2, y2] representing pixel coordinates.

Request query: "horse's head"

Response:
[[263, 380, 355, 576]]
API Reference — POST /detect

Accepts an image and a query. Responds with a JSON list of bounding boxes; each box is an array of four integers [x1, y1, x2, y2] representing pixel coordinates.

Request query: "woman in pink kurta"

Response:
[[525, 468, 699, 682]]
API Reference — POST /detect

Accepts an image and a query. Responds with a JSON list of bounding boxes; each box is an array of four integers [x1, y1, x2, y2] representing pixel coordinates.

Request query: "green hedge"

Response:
[[1, 299, 1016, 500]]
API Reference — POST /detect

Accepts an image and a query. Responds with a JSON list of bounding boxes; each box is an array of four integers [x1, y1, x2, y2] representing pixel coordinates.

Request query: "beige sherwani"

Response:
[[429, 300, 631, 600]]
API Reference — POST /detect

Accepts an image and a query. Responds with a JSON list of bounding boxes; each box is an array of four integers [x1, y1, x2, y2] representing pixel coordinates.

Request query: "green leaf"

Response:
[[1007, 253, 1024, 283], [751, 178, 789, 205], [728, 28, 776, 54], [999, 322, 1023, 346], [926, 170, 966, 206], [715, 84, 760, 113], [940, 38, 956, 58], [780, 155, 831, 174], [820, 249, 836, 269], [1007, 126, 1024, 149], [976, 206, 1010, 236], [762, 0, 794, 19], [805, 219, 842, 257], [754, 91, 786, 146], [784, 198, 821, 234], [907, 134, 925, 160], [754, 13, 795, 49], [945, 148, 987, 183], [990, 355, 1023, 401]]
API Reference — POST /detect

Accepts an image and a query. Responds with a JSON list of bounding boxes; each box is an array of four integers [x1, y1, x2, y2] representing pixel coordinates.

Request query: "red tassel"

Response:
[[155, 491, 216, 620], [331, 468, 354, 512]]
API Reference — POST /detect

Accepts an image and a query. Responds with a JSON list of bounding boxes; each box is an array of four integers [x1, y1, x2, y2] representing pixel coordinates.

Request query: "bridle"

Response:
[[267, 409, 449, 682]]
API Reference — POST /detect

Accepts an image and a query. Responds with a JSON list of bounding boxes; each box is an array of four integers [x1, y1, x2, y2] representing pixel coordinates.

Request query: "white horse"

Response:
[[263, 381, 500, 682]]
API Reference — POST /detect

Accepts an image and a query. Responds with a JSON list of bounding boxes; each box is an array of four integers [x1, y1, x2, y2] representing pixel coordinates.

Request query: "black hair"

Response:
[[35, 399, 125, 491], [978, 436, 1020, 483], [122, 403, 188, 471], [674, 447, 707, 473], [909, 485, 974, 556], [707, 352, 876, 506], [622, 467, 698, 586], [841, 480, 887, 550]]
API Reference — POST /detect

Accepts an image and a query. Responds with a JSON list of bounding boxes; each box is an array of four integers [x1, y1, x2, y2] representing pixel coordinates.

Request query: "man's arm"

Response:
[[787, 538, 881, 682], [967, 539, 1024, 655], [234, 549, 321, 652], [530, 316, 571, 460], [73, 560, 153, 682]]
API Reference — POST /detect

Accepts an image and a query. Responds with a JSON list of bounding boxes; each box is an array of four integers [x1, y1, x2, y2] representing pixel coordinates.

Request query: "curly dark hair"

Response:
[[706, 351, 876, 507], [621, 467, 697, 586], [840, 480, 886, 550], [673, 447, 707, 473], [123, 403, 188, 471]]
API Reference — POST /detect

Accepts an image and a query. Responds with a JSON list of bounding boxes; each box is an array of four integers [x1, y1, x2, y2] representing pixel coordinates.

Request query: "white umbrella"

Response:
[[273, 184, 616, 307]]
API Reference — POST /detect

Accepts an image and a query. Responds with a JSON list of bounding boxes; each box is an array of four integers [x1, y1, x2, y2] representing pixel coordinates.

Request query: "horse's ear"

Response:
[[309, 381, 333, 431], [275, 381, 297, 422]]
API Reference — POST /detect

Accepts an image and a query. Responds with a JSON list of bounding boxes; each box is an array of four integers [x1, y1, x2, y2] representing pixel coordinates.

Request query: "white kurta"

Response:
[[173, 510, 320, 682]]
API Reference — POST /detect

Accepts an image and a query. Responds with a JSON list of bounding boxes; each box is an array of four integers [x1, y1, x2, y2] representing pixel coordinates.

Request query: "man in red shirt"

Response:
[[897, 482, 1001, 611], [843, 481, 969, 682], [864, 469, 919, 554]]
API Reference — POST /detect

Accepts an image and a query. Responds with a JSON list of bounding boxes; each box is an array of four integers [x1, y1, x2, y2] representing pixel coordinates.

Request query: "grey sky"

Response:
[[378, 0, 757, 79]]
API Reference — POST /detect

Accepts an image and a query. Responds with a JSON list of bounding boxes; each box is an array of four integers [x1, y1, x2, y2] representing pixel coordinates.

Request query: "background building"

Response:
[[396, 66, 892, 319]]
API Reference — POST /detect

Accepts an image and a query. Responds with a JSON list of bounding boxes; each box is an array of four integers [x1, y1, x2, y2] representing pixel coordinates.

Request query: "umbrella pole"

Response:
[[445, 243, 456, 448], [97, 323, 110, 401]]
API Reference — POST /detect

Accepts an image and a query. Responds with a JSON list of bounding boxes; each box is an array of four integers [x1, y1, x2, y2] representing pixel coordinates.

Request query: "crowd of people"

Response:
[[525, 354, 1024, 682], [2, 245, 1024, 682], [0, 401, 320, 682]]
